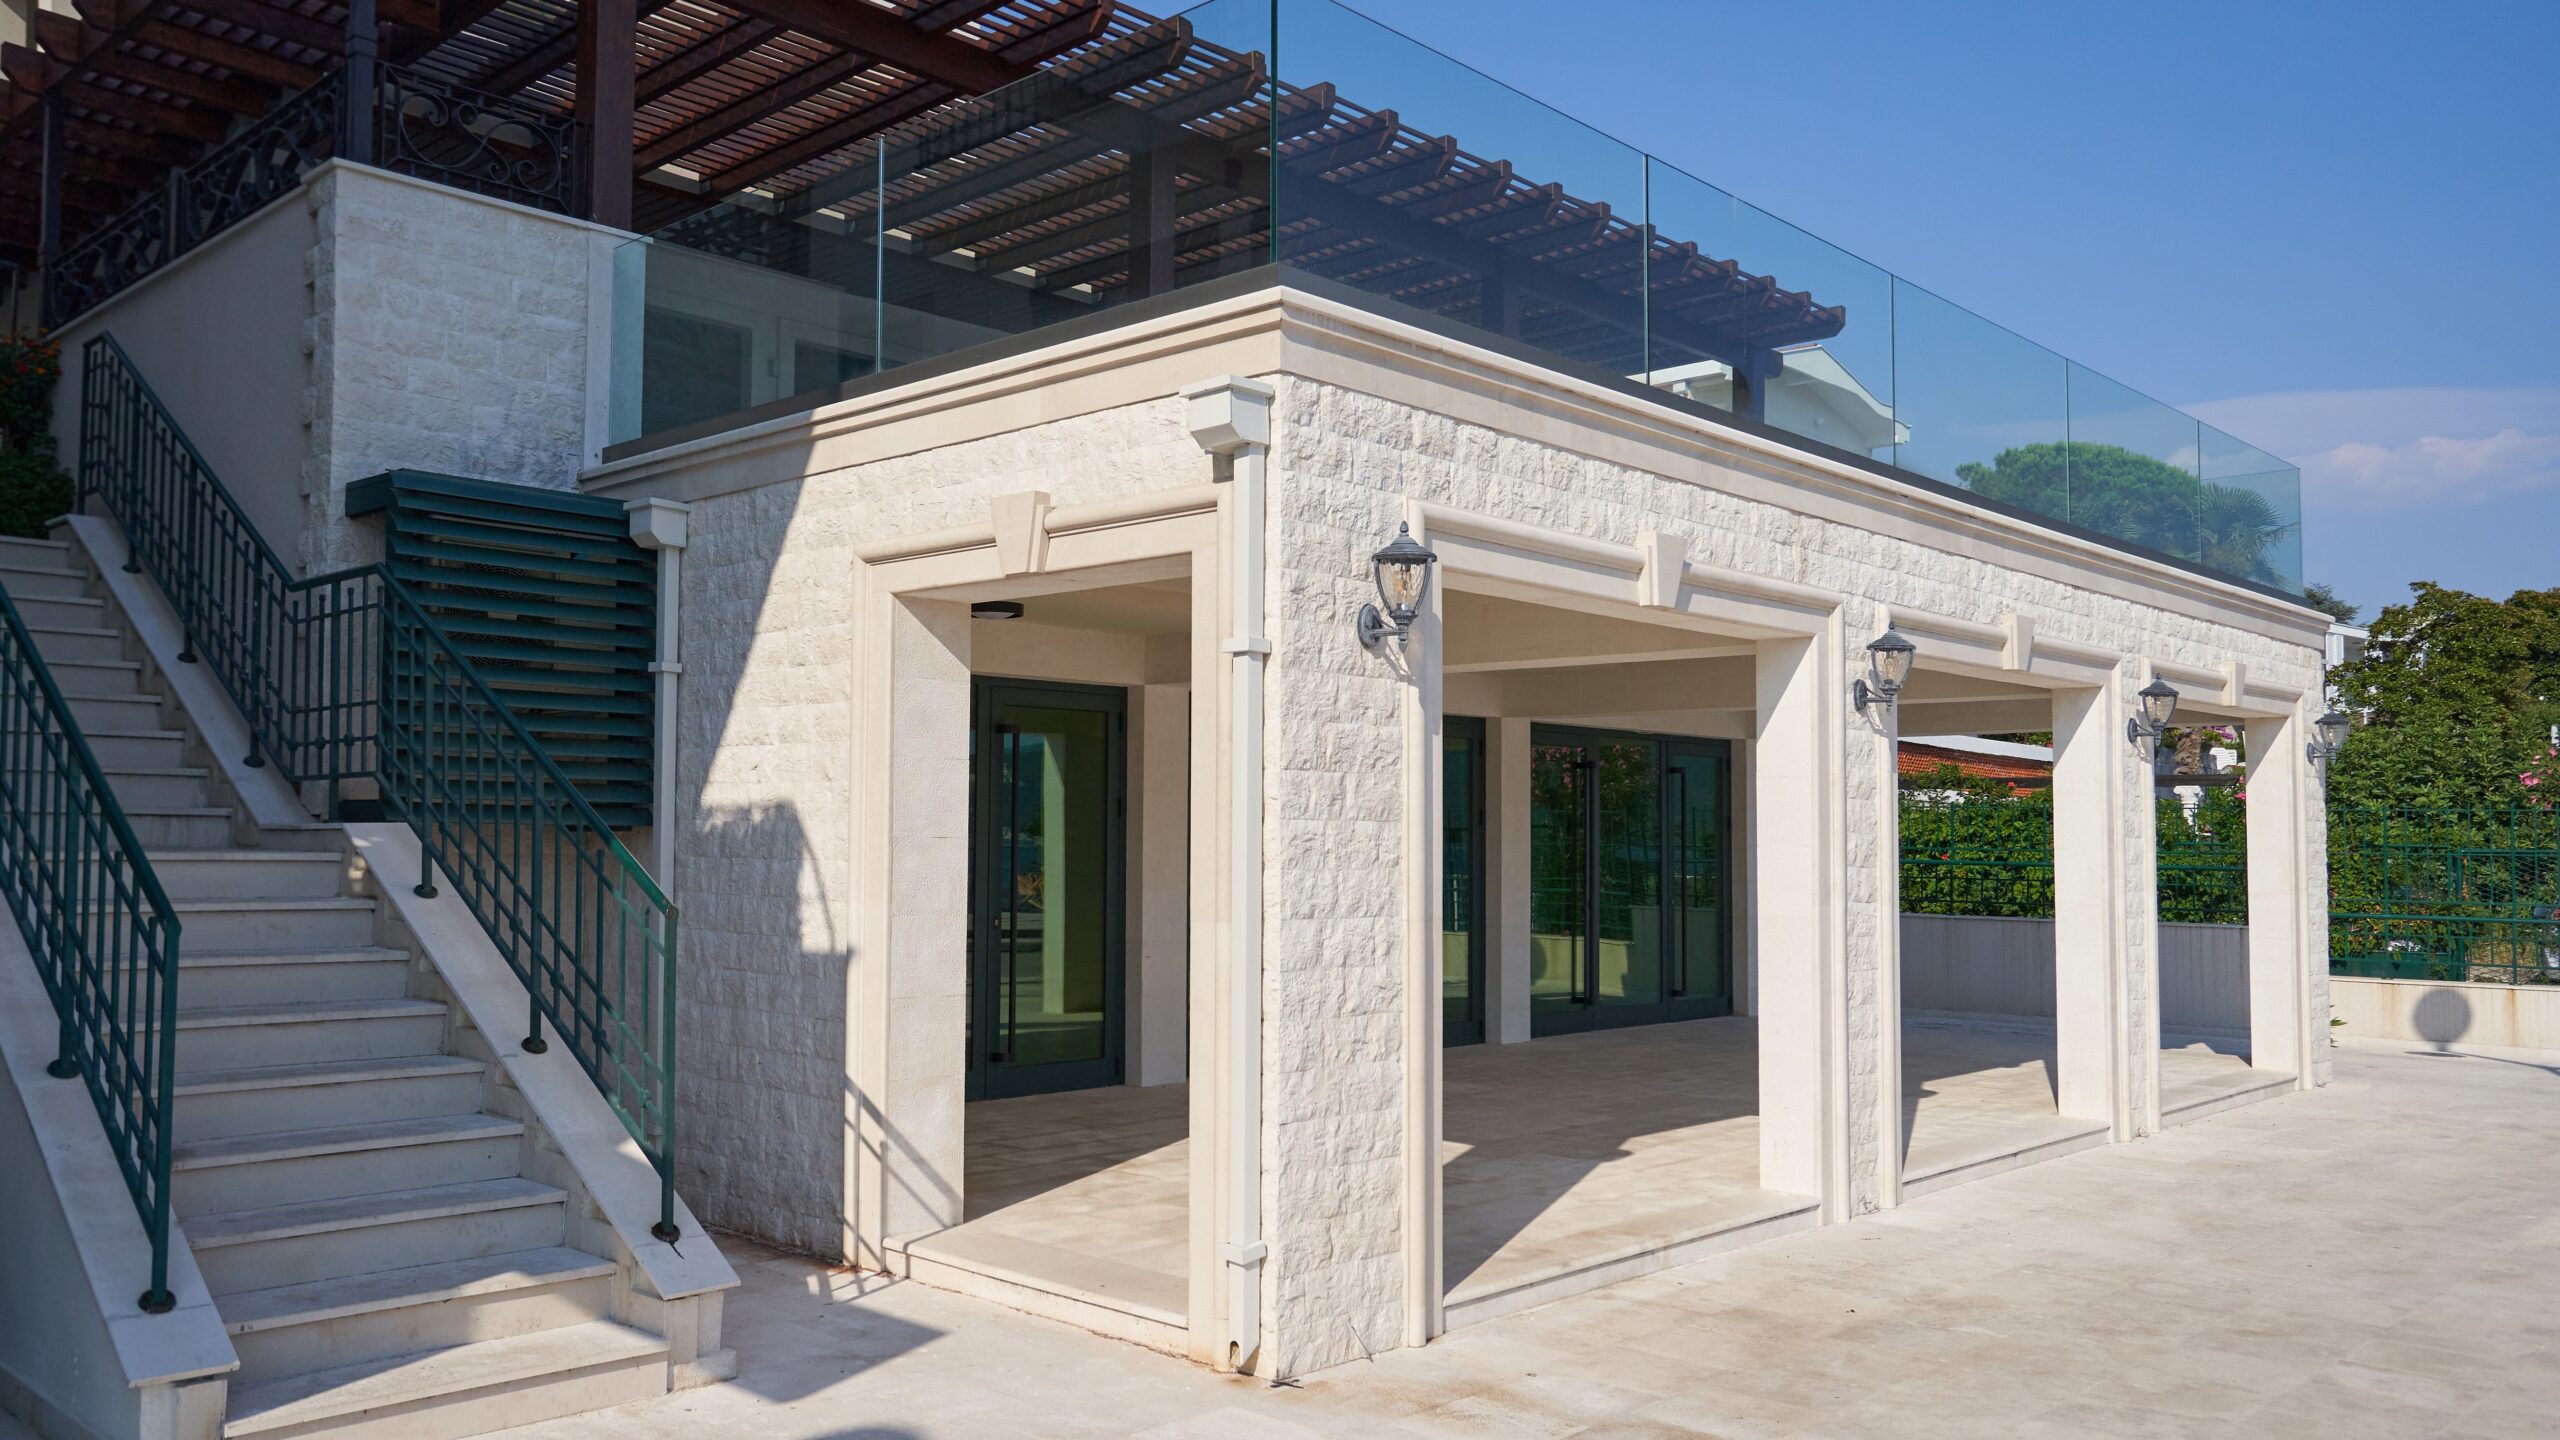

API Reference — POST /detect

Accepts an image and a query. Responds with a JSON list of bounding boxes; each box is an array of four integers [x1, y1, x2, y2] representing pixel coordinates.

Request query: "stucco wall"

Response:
[[49, 194, 315, 565], [49, 164, 613, 579], [2331, 976, 2560, 1052], [1901, 913, 2252, 1036]]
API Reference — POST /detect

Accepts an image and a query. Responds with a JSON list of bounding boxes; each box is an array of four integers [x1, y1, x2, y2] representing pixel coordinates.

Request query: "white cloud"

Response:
[[2181, 385, 2560, 515], [2299, 428, 2560, 512]]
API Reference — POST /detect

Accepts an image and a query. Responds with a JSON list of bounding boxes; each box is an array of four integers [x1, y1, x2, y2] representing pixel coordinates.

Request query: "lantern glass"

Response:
[[2138, 679, 2180, 732], [2315, 710, 2352, 755], [1370, 524, 1437, 622], [1867, 630, 1916, 696]]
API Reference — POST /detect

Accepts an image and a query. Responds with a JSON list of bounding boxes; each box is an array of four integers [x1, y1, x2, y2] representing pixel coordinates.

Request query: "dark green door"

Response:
[[1530, 726, 1732, 1036], [1444, 717, 1487, 1046], [969, 679, 1127, 1099]]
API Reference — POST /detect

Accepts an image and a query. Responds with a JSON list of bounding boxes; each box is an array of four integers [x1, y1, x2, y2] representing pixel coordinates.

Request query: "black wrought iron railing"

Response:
[[46, 61, 587, 325], [0, 584, 182, 1312], [79, 333, 682, 1239]]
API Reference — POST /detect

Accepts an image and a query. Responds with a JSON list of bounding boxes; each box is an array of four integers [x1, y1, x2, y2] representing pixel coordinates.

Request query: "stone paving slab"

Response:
[[511, 1041, 2560, 1439]]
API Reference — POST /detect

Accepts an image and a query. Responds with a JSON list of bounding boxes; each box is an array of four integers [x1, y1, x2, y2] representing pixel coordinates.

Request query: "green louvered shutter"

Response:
[[347, 471, 655, 828]]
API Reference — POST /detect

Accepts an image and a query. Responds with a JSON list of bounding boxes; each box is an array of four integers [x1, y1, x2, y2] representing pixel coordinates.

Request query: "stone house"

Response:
[[0, 0, 2332, 1432]]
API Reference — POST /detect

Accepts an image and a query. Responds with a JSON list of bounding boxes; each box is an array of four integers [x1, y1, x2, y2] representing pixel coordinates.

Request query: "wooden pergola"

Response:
[[3, 0, 1843, 384]]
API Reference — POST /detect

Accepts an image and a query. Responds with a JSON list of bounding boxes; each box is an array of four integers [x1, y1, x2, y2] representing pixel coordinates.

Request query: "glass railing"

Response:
[[609, 0, 2302, 595]]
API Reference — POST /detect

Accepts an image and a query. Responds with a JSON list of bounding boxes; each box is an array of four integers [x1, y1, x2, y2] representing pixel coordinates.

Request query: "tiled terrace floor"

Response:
[[513, 1039, 2560, 1438], [911, 1019, 2290, 1326]]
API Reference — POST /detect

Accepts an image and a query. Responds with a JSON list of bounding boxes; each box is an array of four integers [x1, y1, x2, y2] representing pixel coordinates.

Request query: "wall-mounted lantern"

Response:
[[1357, 522, 1438, 650], [2306, 709, 2352, 767], [1850, 629, 1916, 715], [2128, 678, 2180, 749]]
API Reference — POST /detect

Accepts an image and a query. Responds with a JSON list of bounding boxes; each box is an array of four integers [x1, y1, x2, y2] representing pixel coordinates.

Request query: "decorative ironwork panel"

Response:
[[183, 78, 345, 245], [378, 63, 587, 218], [45, 193, 176, 324]]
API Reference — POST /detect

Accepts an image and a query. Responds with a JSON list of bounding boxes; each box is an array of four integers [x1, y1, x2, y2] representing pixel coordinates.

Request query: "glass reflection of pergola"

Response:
[[6, 0, 1838, 392]]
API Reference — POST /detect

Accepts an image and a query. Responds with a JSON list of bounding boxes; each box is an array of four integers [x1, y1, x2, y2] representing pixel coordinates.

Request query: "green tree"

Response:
[[1955, 441, 2293, 587], [2325, 583, 2560, 812], [2301, 582, 2359, 625]]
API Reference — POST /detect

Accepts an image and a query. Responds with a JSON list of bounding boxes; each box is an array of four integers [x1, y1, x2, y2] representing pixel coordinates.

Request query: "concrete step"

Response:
[[7, 591, 109, 631], [174, 1054, 482, 1141], [125, 806, 235, 850], [52, 656, 147, 695], [173, 996, 447, 1072], [0, 536, 70, 559], [174, 1113, 525, 1217], [175, 897, 379, 951], [64, 692, 161, 735], [221, 1321, 668, 1440], [152, 850, 351, 902], [175, 947, 413, 1009], [85, 728, 191, 770], [25, 621, 129, 664], [221, 1246, 619, 1383], [0, 556, 95, 599], [189, 1177, 568, 1296], [99, 765, 213, 809]]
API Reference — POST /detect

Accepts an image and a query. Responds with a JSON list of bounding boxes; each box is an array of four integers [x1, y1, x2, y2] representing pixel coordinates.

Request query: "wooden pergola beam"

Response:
[[717, 0, 1039, 94], [132, 22, 324, 88], [633, 48, 869, 170], [578, 0, 635, 227], [475, 0, 679, 97], [635, 17, 778, 106], [32, 12, 280, 114]]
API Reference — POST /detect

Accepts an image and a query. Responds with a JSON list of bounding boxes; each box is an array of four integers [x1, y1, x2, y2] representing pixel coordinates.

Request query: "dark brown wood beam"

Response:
[[134, 22, 324, 88], [577, 0, 634, 227], [635, 17, 778, 106], [633, 48, 867, 170], [692, 78, 950, 197], [476, 0, 677, 97], [717, 0, 1037, 94], [33, 12, 279, 113]]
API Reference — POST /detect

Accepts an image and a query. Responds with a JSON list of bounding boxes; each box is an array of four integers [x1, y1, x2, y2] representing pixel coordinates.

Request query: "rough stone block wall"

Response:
[[303, 166, 597, 574], [667, 399, 1204, 1257], [1261, 372, 2327, 1342]]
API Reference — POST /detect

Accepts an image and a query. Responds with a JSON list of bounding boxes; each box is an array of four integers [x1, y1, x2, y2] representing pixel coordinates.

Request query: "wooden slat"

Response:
[[718, 0, 1037, 94], [33, 14, 280, 114]]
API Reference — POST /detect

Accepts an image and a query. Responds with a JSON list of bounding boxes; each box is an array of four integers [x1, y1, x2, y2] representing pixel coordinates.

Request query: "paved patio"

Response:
[[505, 1039, 2560, 1438], [911, 1018, 2290, 1328]]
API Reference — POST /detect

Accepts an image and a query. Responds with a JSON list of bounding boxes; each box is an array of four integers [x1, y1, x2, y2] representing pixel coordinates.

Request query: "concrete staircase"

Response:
[[0, 533, 698, 1438]]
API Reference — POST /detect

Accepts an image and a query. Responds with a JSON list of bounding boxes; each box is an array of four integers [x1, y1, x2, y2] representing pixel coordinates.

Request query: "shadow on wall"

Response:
[[2412, 987, 2472, 1053]]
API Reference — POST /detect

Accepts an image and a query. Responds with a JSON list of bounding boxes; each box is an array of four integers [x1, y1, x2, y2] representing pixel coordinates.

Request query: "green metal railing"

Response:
[[0, 584, 181, 1311], [79, 333, 684, 1239], [1899, 796, 2061, 919], [2330, 806, 2560, 985]]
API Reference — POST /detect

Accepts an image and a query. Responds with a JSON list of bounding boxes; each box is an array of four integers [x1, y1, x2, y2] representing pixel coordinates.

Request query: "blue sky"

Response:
[[1331, 0, 2560, 622]]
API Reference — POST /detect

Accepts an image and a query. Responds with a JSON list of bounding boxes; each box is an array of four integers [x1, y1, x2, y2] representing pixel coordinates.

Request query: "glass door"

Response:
[[1444, 718, 1487, 1046], [968, 679, 1127, 1099], [1666, 741, 1732, 1014], [1531, 726, 1733, 1035]]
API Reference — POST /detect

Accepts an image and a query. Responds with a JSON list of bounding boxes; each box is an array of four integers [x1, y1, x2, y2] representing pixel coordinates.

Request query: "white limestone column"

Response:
[[1752, 632, 1846, 1214], [2050, 684, 2129, 1131], [2246, 710, 2312, 1085], [1485, 715, 1532, 1045], [1398, 507, 1446, 1346], [1130, 681, 1191, 1086], [850, 593, 971, 1262]]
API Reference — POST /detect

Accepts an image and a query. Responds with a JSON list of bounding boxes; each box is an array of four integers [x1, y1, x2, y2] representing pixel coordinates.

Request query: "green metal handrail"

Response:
[[78, 332, 683, 1238], [0, 583, 181, 1311]]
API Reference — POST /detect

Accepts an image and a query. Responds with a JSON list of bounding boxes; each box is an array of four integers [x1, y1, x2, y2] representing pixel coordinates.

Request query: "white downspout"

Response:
[[1182, 375, 1273, 1371], [625, 498, 690, 890]]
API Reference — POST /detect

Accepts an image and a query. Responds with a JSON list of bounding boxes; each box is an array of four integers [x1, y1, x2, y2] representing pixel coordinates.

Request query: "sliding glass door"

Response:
[[1529, 726, 1732, 1036]]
